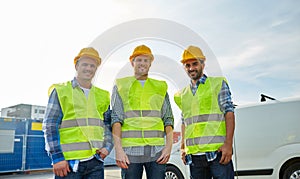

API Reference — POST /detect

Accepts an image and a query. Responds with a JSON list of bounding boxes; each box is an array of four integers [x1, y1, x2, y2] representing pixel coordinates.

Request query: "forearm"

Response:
[[112, 122, 123, 151], [42, 89, 65, 164], [43, 123, 64, 164], [219, 111, 235, 164], [224, 111, 235, 145], [180, 124, 185, 150], [112, 122, 129, 168], [218, 81, 235, 145], [165, 125, 173, 149]]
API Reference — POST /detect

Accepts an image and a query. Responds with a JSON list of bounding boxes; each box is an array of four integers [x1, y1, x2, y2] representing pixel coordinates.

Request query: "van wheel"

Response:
[[165, 165, 184, 179], [283, 162, 300, 179]]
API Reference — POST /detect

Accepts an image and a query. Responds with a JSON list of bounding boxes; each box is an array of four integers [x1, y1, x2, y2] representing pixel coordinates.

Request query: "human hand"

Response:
[[156, 146, 171, 164], [180, 149, 187, 165], [97, 148, 109, 160], [115, 148, 130, 169], [218, 143, 233, 165], [53, 160, 70, 177]]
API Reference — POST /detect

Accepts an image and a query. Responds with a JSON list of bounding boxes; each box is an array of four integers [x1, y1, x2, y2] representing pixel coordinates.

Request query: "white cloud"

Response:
[[219, 43, 265, 71]]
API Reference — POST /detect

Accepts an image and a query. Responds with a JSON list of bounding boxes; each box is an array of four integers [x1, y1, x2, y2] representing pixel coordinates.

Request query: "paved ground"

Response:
[[0, 166, 149, 179], [0, 166, 124, 179]]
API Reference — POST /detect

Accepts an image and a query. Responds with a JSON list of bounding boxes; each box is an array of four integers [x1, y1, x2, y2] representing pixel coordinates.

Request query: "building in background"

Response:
[[1, 104, 46, 120]]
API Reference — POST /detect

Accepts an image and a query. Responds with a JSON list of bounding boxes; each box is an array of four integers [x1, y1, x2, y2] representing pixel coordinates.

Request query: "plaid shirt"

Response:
[[185, 74, 235, 161], [42, 78, 113, 164], [111, 83, 174, 157]]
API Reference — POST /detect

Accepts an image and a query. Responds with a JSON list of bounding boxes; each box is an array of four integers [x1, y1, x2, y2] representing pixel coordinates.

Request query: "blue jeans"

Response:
[[121, 160, 166, 179], [55, 157, 104, 179], [190, 152, 234, 179]]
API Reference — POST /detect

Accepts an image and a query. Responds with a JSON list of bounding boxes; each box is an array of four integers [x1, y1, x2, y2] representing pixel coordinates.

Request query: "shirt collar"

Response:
[[71, 77, 80, 88], [190, 74, 207, 87]]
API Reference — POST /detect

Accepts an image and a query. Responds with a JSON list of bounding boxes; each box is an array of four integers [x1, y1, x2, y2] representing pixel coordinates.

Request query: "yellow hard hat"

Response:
[[129, 45, 154, 62], [74, 47, 101, 66], [181, 45, 206, 63]]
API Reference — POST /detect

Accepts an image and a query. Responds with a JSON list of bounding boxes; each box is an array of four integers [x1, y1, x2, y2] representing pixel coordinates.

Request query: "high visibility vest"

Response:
[[53, 81, 110, 160], [174, 77, 227, 154], [116, 77, 167, 147]]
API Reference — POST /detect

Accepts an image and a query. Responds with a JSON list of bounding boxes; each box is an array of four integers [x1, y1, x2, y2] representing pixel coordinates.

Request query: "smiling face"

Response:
[[75, 57, 98, 82], [183, 58, 205, 83], [131, 54, 152, 80]]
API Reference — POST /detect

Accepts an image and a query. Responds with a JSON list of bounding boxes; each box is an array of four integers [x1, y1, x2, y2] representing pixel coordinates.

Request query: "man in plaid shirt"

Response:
[[43, 47, 113, 179]]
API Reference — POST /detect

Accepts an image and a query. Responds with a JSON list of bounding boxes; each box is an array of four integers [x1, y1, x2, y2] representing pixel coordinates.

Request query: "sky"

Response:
[[0, 0, 300, 127]]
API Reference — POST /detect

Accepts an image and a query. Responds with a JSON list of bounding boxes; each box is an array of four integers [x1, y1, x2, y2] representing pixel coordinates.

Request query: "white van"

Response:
[[166, 97, 300, 179]]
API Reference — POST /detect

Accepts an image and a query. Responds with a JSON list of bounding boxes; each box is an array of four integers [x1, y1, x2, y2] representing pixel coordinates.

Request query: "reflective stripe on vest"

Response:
[[124, 110, 161, 118], [174, 77, 227, 154], [122, 130, 164, 138], [186, 136, 225, 146], [60, 118, 104, 129], [54, 81, 110, 160], [184, 114, 224, 126], [61, 141, 104, 152], [116, 77, 167, 147]]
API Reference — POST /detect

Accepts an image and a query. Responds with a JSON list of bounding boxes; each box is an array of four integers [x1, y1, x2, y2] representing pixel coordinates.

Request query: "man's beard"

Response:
[[188, 70, 202, 80]]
